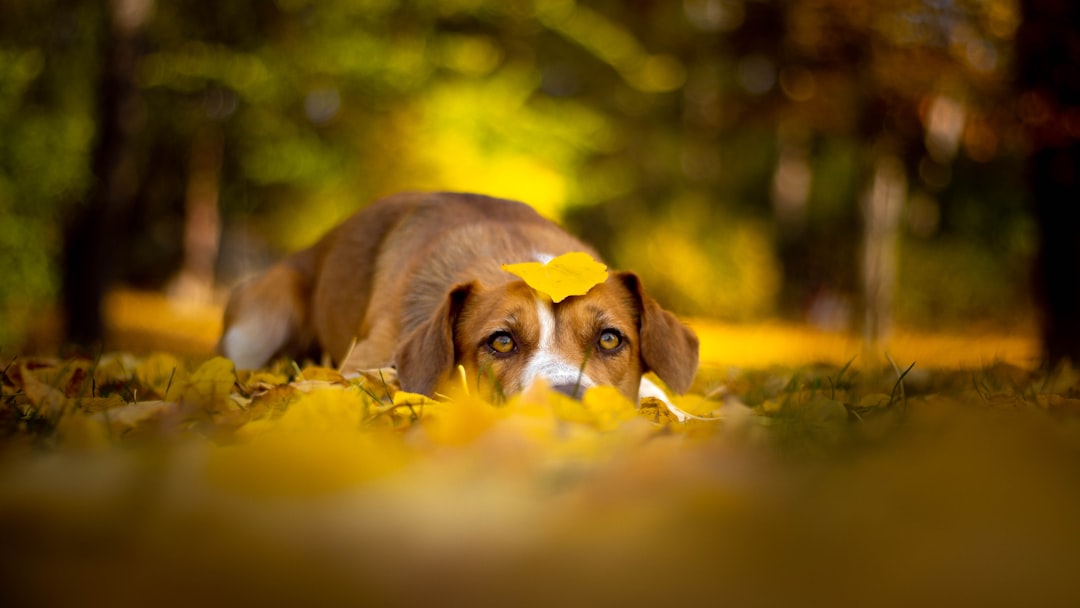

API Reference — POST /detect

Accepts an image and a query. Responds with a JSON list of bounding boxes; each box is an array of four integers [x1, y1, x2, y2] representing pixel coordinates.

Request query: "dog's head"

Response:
[[394, 272, 699, 402]]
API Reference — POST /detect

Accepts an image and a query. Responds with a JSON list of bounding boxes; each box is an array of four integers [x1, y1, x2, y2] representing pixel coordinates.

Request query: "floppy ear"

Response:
[[618, 272, 699, 394], [394, 283, 473, 396]]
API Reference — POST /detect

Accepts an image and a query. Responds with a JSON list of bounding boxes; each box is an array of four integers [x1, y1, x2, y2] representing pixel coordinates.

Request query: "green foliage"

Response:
[[899, 235, 1033, 329], [0, 1, 100, 348], [0, 0, 1037, 345]]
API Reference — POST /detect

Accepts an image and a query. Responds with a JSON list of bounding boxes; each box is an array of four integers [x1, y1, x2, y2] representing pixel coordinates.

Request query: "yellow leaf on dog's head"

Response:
[[501, 252, 608, 303]]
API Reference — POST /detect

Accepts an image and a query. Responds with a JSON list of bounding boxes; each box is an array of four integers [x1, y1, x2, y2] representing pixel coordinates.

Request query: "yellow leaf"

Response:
[[581, 385, 638, 432], [300, 366, 346, 384], [501, 251, 608, 303], [638, 396, 680, 425], [858, 393, 893, 408], [242, 370, 290, 387], [672, 393, 719, 415], [135, 352, 188, 401], [29, 359, 92, 398], [17, 363, 69, 415], [250, 383, 301, 416], [392, 391, 439, 408], [511, 382, 635, 432], [182, 356, 236, 415], [206, 387, 407, 496], [55, 413, 110, 449], [512, 379, 587, 424], [72, 395, 128, 414], [88, 399, 181, 436], [665, 393, 723, 422], [378, 390, 446, 427], [422, 396, 498, 446], [92, 353, 139, 389], [275, 386, 368, 432], [761, 399, 782, 414], [346, 367, 399, 400]]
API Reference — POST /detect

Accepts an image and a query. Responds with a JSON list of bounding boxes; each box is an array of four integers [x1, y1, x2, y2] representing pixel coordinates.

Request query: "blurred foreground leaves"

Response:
[[3, 352, 1080, 606]]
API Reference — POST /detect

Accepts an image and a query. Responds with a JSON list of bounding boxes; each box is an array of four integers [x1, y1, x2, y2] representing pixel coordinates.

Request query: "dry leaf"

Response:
[[301, 366, 346, 384], [206, 387, 408, 496], [89, 400, 182, 436], [17, 363, 69, 416], [182, 356, 237, 415], [392, 391, 439, 408], [135, 353, 188, 401]]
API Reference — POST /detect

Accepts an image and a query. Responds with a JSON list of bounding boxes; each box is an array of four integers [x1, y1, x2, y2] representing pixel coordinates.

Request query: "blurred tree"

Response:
[[759, 1, 1027, 340], [63, 0, 155, 347], [0, 0, 1042, 352], [0, 0, 99, 349], [1016, 0, 1080, 366]]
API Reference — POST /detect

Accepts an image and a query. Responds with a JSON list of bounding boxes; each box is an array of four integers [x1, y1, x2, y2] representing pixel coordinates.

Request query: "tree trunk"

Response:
[[62, 0, 154, 348], [169, 126, 224, 304], [861, 150, 906, 362], [1017, 0, 1080, 367]]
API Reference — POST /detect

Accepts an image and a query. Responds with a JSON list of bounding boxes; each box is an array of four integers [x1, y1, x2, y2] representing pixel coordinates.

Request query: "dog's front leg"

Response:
[[337, 320, 398, 375]]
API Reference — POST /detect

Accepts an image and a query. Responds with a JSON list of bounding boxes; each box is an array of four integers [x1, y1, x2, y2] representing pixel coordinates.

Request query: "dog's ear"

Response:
[[394, 283, 474, 396], [618, 272, 699, 394]]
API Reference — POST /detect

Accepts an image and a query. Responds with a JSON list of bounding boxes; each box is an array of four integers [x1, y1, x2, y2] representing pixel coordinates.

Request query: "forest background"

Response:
[[3, 0, 1071, 366], [7, 3, 1080, 605]]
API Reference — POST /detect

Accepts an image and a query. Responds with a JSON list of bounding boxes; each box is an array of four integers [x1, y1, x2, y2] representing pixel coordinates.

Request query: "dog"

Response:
[[219, 192, 699, 405]]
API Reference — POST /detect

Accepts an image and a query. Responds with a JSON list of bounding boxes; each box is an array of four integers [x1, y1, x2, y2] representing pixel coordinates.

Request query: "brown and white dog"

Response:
[[219, 192, 698, 404]]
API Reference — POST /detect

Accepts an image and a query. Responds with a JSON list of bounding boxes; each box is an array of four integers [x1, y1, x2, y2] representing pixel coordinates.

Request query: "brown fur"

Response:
[[219, 192, 699, 400]]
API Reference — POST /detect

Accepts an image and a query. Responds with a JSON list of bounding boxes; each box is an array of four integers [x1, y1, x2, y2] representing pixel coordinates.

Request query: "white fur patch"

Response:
[[639, 376, 709, 422], [638, 376, 670, 404], [220, 317, 285, 370], [535, 297, 555, 351], [522, 298, 596, 390]]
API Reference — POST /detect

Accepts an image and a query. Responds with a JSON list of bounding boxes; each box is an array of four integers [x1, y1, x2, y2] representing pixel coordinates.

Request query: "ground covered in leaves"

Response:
[[3, 352, 1080, 607]]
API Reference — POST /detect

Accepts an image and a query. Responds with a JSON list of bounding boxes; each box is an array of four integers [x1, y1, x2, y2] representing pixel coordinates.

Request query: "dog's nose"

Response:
[[550, 383, 586, 400]]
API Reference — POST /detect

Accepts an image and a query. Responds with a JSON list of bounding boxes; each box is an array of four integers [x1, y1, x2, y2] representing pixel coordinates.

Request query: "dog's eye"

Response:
[[598, 329, 622, 351], [488, 331, 516, 354]]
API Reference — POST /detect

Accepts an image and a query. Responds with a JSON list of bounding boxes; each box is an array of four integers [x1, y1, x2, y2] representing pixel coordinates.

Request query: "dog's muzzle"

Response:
[[550, 383, 588, 400]]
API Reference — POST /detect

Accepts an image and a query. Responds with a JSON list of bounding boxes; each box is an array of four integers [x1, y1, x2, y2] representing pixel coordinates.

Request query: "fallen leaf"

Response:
[[55, 413, 110, 449], [858, 393, 893, 408], [392, 391, 439, 408], [638, 396, 681, 425], [88, 400, 182, 436], [250, 383, 301, 417], [301, 366, 346, 384], [17, 363, 68, 416], [182, 356, 237, 415], [422, 396, 496, 445], [72, 395, 128, 414], [663, 393, 724, 422], [206, 387, 408, 496], [581, 385, 638, 431], [92, 353, 139, 389], [346, 367, 399, 401], [501, 251, 608, 303], [135, 353, 188, 401], [238, 369, 290, 395]]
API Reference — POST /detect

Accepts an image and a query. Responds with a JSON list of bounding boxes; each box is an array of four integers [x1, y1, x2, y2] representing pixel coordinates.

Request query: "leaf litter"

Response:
[[2, 352, 1080, 606]]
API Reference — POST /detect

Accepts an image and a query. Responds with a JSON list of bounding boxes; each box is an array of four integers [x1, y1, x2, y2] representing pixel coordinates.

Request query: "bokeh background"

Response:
[[6, 5, 1080, 605], [1, 0, 1075, 366]]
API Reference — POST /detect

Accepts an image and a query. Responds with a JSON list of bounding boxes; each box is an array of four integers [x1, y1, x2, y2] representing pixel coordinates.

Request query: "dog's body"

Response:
[[220, 192, 698, 402]]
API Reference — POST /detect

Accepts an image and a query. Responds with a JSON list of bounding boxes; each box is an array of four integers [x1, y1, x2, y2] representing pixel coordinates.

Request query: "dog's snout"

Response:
[[551, 383, 587, 400]]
